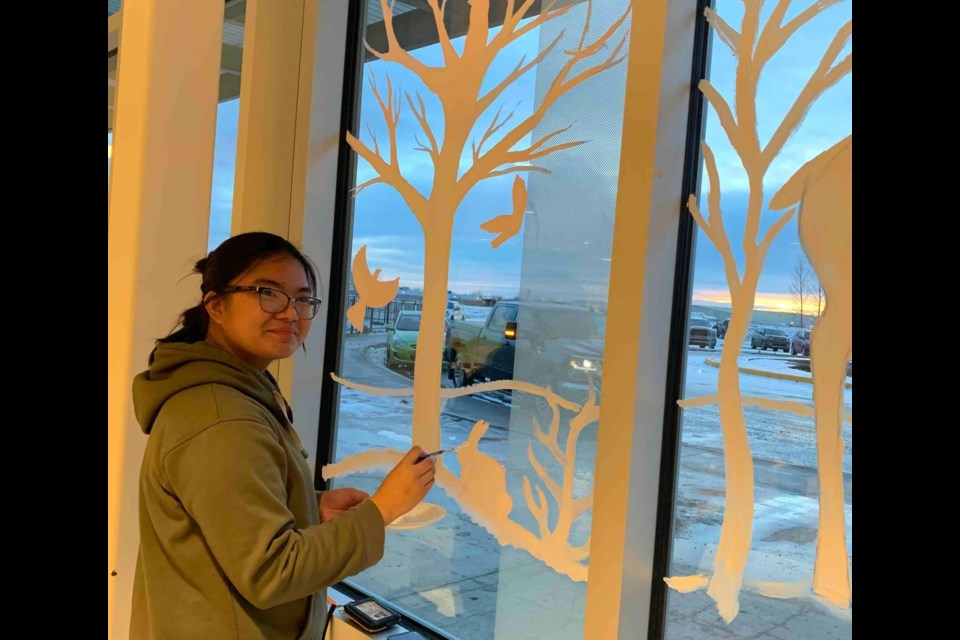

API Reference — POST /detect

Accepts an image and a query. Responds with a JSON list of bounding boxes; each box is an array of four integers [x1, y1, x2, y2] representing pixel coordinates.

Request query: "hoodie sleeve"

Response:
[[162, 419, 386, 609]]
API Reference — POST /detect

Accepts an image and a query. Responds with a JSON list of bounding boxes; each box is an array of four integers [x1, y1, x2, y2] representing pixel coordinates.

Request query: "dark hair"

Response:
[[152, 232, 319, 361]]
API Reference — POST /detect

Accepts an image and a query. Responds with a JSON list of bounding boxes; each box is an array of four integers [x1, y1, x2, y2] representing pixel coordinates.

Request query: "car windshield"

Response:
[[690, 319, 710, 328], [447, 302, 455, 310], [766, 329, 786, 337], [396, 315, 421, 331], [538, 310, 604, 338]]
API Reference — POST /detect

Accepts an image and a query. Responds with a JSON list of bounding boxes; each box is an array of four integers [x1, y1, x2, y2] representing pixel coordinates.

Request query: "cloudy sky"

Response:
[[205, 0, 851, 312]]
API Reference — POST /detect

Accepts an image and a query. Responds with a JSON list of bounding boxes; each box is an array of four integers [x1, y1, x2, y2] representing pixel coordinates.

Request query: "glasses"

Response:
[[221, 286, 322, 320]]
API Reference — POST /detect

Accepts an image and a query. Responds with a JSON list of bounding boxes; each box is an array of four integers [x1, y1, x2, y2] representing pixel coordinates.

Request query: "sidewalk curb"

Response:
[[704, 357, 852, 389]]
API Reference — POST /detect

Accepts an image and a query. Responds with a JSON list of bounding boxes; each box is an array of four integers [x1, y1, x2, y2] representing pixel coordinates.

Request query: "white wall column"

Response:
[[107, 0, 225, 637], [225, 0, 352, 469], [286, 0, 353, 469]]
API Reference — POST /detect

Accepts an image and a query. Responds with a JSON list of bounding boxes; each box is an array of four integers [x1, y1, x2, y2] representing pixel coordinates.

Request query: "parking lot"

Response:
[[330, 331, 852, 639]]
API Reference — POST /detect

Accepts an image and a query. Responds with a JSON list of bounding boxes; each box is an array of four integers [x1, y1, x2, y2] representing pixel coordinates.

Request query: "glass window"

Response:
[[396, 313, 422, 332], [487, 305, 517, 333], [665, 1, 852, 638], [106, 1, 244, 249], [108, 40, 117, 200], [207, 0, 246, 253], [322, 1, 633, 637]]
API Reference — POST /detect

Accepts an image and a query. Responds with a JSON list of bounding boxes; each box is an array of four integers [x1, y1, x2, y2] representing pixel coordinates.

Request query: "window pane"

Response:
[[665, 1, 852, 638], [108, 52, 117, 133], [109, 46, 117, 201], [207, 0, 246, 252], [323, 1, 633, 637]]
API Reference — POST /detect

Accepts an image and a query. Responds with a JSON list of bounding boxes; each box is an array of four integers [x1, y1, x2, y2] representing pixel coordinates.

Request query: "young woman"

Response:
[[130, 232, 435, 639]]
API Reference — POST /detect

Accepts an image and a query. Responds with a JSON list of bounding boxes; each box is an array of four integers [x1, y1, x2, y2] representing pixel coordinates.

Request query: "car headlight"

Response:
[[392, 337, 407, 347], [569, 358, 598, 371]]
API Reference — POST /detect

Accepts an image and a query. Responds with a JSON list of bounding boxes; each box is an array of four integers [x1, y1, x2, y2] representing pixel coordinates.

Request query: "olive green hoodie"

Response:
[[130, 341, 384, 639]]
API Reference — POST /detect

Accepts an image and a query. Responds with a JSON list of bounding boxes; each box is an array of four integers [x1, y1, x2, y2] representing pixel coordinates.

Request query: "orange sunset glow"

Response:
[[693, 288, 803, 313]]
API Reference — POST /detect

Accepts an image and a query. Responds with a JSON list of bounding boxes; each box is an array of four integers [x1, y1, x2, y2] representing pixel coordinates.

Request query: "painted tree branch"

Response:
[[555, 378, 600, 541], [366, 122, 380, 158], [484, 165, 552, 180], [705, 9, 741, 56], [687, 141, 741, 297], [370, 72, 402, 168], [678, 393, 853, 424], [527, 446, 562, 505], [510, 139, 587, 163], [762, 21, 852, 168], [527, 123, 576, 153], [522, 478, 551, 539], [759, 207, 797, 257], [405, 92, 440, 161], [364, 0, 443, 94], [521, 377, 600, 550], [425, 0, 457, 65], [493, 0, 572, 52], [532, 398, 564, 463], [688, 197, 740, 301], [698, 81, 744, 160], [756, 0, 845, 68], [330, 372, 583, 413], [472, 102, 521, 163], [346, 131, 429, 219], [731, 1, 762, 173], [476, 31, 565, 117], [352, 176, 387, 197], [574, 0, 594, 51], [345, 72, 428, 219], [459, 3, 632, 199]]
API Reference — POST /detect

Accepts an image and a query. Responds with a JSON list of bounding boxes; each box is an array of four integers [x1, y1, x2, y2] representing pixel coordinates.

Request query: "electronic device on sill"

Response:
[[343, 597, 402, 633]]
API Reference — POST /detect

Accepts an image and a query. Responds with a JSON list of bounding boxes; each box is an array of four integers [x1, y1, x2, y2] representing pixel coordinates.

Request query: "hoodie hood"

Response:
[[132, 341, 290, 435]]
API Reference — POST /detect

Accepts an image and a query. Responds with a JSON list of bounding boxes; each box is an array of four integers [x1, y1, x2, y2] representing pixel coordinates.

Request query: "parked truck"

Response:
[[444, 301, 605, 397]]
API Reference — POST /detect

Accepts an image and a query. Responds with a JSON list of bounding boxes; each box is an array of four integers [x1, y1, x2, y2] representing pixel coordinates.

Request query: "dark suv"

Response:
[[791, 329, 811, 356], [750, 327, 789, 352]]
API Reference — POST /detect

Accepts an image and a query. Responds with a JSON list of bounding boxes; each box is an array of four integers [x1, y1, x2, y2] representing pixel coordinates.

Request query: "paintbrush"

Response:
[[416, 444, 462, 462]]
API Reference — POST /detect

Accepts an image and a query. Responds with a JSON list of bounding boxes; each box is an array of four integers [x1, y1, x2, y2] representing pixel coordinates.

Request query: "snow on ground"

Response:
[[329, 332, 853, 639], [459, 304, 494, 324]]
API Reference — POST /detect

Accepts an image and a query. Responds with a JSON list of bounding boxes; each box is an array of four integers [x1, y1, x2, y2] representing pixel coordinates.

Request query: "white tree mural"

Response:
[[667, 0, 852, 624], [326, 1, 853, 620], [325, 0, 631, 581]]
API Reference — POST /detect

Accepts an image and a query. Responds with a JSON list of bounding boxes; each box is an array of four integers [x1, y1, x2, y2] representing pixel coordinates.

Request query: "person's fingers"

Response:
[[402, 446, 425, 464], [348, 488, 370, 500], [413, 457, 436, 478]]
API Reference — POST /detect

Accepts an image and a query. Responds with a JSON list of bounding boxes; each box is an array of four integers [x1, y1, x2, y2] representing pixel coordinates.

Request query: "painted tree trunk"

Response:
[[810, 302, 851, 608], [707, 273, 759, 623], [411, 217, 454, 453]]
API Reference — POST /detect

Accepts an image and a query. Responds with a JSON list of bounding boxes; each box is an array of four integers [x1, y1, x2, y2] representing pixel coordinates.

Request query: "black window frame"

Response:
[[646, 0, 713, 638]]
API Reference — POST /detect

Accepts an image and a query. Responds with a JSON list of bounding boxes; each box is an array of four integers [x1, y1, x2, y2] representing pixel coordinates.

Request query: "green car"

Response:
[[386, 311, 422, 369], [386, 310, 448, 370]]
